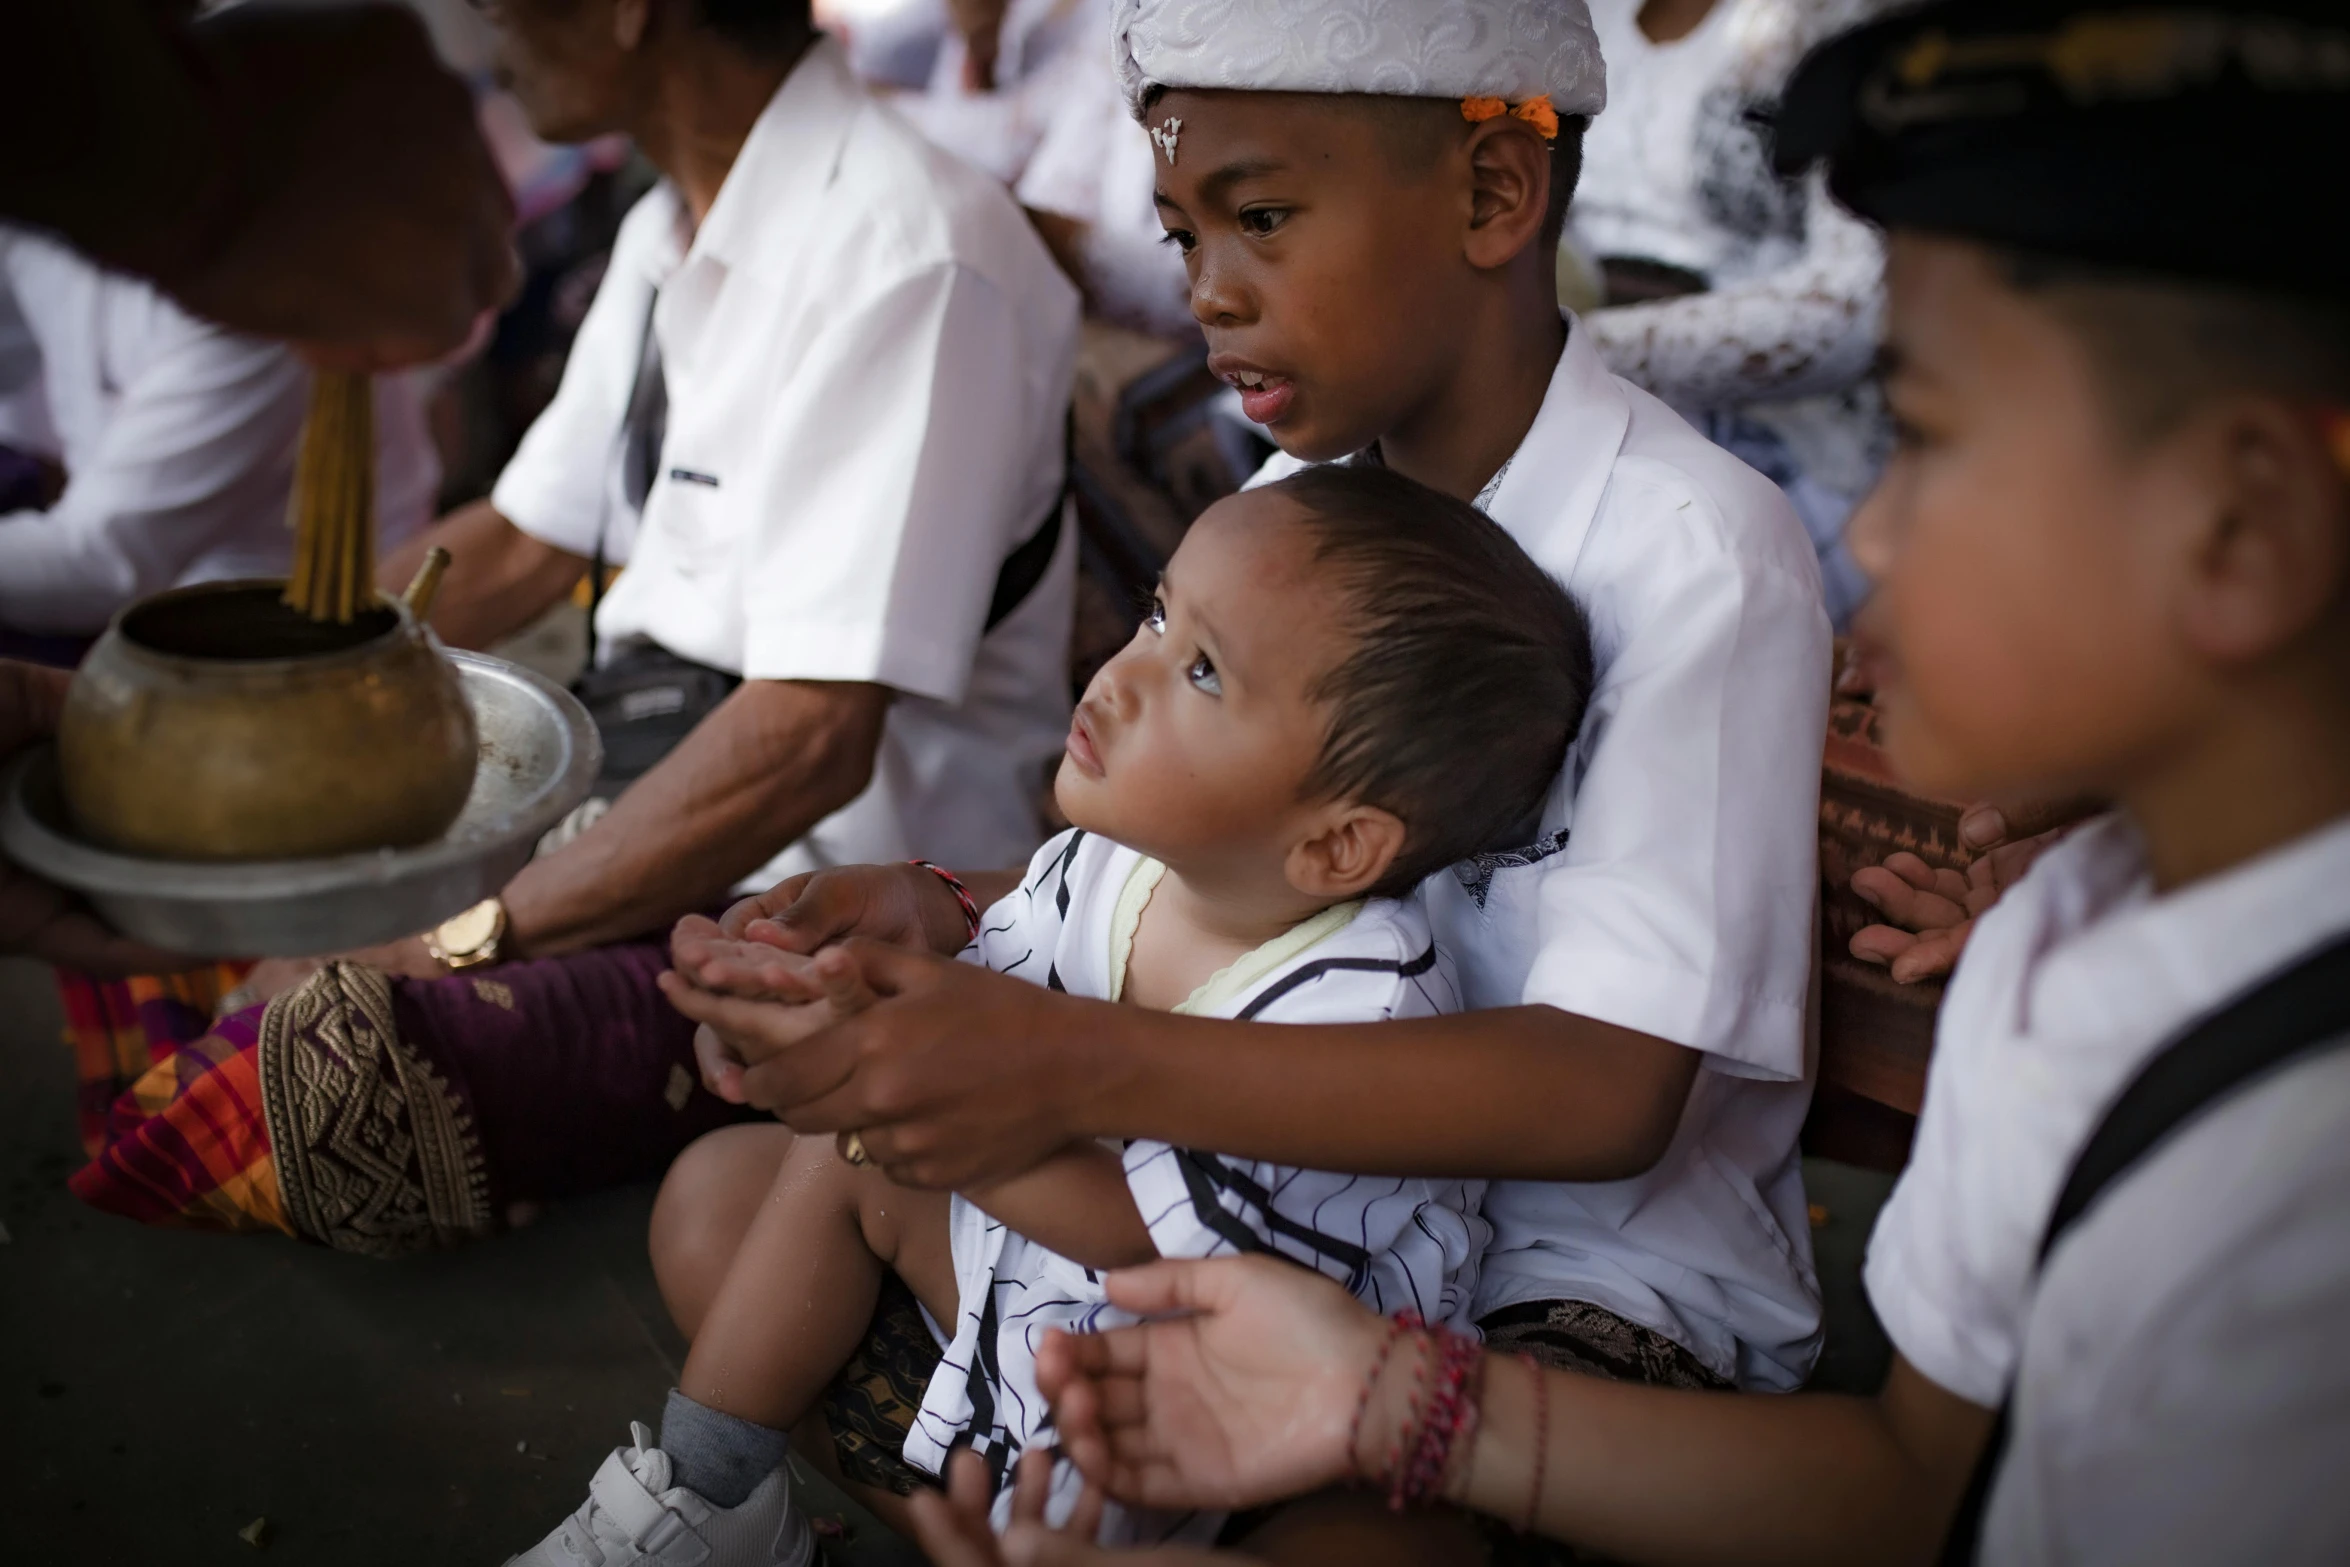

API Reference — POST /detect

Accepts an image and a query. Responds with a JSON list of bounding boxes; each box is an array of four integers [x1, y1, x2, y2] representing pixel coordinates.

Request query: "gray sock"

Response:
[[658, 1388, 790, 1509]]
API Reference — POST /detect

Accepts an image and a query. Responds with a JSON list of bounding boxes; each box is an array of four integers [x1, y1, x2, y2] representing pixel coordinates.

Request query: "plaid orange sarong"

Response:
[[55, 963, 253, 1158], [67, 999, 291, 1236]]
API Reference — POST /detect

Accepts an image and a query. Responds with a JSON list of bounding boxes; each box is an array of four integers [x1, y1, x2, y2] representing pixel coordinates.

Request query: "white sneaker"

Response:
[[503, 1422, 814, 1567]]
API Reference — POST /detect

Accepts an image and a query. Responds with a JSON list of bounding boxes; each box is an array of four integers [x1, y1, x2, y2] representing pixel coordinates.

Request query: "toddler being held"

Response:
[[510, 462, 1593, 1563]]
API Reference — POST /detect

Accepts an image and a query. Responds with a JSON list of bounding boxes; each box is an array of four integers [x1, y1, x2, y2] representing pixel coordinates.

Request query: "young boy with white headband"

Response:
[[663, 0, 1829, 1555]]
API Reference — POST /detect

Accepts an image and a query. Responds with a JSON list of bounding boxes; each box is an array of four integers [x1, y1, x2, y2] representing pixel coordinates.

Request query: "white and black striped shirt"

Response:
[[904, 828, 1486, 1542]]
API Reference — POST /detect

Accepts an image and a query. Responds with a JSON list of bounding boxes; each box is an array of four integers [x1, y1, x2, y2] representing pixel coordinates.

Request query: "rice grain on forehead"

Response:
[[1110, 0, 1608, 123]]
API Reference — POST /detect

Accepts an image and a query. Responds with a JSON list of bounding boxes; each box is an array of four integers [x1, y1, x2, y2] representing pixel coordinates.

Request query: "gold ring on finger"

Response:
[[842, 1131, 870, 1167]]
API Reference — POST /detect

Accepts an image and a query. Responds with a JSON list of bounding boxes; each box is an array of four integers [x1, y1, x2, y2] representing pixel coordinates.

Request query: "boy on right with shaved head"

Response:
[[666, 0, 1831, 1551]]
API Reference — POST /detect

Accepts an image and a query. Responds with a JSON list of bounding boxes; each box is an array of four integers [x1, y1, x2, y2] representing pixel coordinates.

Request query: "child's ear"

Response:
[[1460, 120, 1550, 272], [2174, 397, 2350, 665], [1286, 805, 1409, 901]]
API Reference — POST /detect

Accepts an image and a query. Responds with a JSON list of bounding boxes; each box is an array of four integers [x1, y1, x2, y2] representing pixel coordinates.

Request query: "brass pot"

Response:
[[59, 573, 477, 861]]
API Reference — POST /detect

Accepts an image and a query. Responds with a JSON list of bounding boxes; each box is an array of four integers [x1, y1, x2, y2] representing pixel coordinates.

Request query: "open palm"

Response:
[[1037, 1257, 1387, 1512]]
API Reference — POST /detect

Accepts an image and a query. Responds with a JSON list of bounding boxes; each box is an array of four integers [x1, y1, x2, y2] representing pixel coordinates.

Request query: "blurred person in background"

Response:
[[833, 0, 1194, 337], [0, 229, 441, 649], [843, 0, 1098, 184], [3, 0, 517, 368], [1572, 0, 1900, 627], [1575, 0, 2081, 990]]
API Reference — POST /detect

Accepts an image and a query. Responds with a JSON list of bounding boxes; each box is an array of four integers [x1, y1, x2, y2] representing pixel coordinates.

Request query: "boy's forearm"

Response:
[[963, 1143, 1155, 1271], [1080, 1004, 1700, 1183], [1452, 1356, 1993, 1567]]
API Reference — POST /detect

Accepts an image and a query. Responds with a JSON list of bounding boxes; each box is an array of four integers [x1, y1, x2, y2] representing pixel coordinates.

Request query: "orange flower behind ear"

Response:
[[1511, 95, 1560, 139], [1460, 94, 1560, 139]]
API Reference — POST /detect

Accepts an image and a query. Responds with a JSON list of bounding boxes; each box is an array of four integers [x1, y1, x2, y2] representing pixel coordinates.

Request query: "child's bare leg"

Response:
[[650, 1122, 800, 1337], [678, 1130, 958, 1430]]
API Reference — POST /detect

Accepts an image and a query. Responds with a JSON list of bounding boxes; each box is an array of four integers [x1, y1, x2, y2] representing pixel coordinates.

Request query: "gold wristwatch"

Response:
[[425, 898, 507, 970]]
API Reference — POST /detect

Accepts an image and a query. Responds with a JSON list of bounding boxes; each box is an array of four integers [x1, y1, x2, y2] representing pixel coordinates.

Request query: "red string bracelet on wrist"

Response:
[[1394, 1325, 1482, 1510], [907, 860, 982, 941]]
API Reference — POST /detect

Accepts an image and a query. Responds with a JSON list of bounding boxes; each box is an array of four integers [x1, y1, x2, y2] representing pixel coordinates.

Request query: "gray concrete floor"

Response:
[[0, 953, 1891, 1563], [0, 956, 915, 1567]]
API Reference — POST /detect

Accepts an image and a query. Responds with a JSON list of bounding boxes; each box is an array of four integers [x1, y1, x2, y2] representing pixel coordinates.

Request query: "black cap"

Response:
[[1777, 2, 2350, 299]]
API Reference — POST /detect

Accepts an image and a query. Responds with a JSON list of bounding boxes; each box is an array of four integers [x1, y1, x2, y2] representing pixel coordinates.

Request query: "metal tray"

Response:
[[2, 651, 600, 957]]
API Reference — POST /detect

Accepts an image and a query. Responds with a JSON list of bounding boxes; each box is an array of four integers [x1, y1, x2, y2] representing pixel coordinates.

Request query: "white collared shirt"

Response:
[[0, 228, 438, 636], [1865, 812, 2350, 1564], [1253, 319, 1834, 1389], [492, 39, 1081, 883]]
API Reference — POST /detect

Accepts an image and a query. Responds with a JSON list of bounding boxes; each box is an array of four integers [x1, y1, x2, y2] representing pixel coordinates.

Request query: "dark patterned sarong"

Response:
[[1475, 1300, 1733, 1567], [1477, 1299, 1733, 1393], [820, 1274, 947, 1496]]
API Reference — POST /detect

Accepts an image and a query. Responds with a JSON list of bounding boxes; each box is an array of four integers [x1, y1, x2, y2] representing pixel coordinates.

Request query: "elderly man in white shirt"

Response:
[[0, 228, 438, 640], [246, 1, 1075, 1002]]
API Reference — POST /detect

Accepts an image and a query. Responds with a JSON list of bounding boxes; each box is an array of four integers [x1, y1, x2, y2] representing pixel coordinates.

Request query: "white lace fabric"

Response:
[[1576, 0, 1902, 412]]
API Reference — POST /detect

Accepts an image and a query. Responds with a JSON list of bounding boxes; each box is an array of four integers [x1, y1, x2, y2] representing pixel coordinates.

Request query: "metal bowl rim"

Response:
[[1, 651, 598, 900]]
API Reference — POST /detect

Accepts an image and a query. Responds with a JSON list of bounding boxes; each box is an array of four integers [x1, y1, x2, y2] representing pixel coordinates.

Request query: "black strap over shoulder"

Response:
[[985, 492, 1063, 635], [1943, 928, 2350, 1562], [2035, 930, 2350, 1263]]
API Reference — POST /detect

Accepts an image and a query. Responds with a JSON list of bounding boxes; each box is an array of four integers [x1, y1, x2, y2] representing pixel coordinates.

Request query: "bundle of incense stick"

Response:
[[283, 370, 377, 622]]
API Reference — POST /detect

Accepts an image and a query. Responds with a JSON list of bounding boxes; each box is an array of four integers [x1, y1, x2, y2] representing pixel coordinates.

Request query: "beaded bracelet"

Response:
[[1359, 1311, 1486, 1512], [907, 860, 983, 941], [1393, 1325, 1482, 1510]]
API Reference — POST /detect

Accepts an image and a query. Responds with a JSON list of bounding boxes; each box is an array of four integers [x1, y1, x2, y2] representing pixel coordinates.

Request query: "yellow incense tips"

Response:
[[284, 370, 377, 624]]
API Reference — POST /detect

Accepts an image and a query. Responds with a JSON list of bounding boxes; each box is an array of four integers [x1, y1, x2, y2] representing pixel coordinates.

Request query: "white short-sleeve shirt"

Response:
[[1863, 812, 2350, 1564], [491, 39, 1082, 884], [907, 828, 1489, 1542], [0, 228, 438, 636], [1253, 318, 1833, 1389]]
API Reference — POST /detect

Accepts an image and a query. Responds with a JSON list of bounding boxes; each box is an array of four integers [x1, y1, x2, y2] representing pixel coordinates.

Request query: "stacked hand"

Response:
[[659, 862, 946, 1099], [1848, 805, 2070, 984], [658, 864, 1107, 1189]]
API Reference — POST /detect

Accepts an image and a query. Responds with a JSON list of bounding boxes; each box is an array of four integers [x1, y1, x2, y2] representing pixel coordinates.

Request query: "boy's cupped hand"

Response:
[[1849, 814, 2074, 984]]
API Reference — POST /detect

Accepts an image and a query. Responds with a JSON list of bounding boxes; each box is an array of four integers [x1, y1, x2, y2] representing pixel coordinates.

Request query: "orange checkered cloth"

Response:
[[62, 971, 292, 1236], [56, 966, 252, 1156]]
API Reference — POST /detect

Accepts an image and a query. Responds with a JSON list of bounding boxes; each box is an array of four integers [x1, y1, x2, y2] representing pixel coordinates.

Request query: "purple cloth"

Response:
[[0, 625, 92, 668], [389, 937, 756, 1207], [0, 443, 48, 513]]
